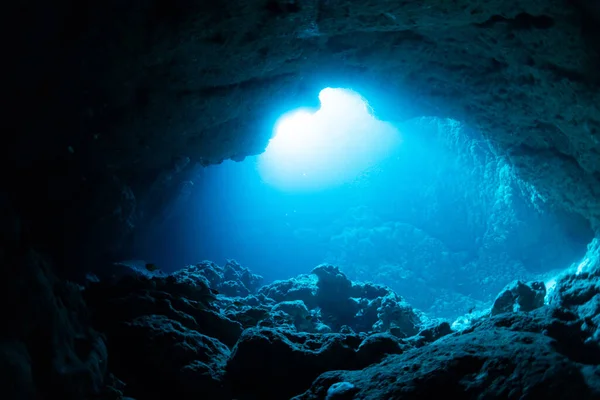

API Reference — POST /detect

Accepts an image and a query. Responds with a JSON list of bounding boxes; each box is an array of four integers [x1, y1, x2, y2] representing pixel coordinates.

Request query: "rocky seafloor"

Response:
[[4, 241, 600, 399]]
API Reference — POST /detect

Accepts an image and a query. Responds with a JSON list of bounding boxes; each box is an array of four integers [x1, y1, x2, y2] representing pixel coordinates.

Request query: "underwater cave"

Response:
[[132, 87, 593, 319], [3, 1, 600, 399]]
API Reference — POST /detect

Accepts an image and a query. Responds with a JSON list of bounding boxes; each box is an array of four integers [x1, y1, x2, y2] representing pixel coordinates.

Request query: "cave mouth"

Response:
[[132, 88, 594, 319], [257, 87, 401, 192]]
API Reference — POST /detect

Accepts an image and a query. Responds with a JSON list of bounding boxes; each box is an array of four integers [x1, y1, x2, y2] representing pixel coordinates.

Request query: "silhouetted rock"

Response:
[[491, 280, 546, 315], [178, 259, 263, 297], [0, 250, 107, 399], [226, 327, 408, 400], [294, 316, 600, 399], [111, 314, 230, 399], [5, 255, 600, 399]]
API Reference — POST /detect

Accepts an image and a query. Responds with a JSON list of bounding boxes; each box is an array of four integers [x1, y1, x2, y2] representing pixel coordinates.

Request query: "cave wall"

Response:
[[6, 0, 600, 274]]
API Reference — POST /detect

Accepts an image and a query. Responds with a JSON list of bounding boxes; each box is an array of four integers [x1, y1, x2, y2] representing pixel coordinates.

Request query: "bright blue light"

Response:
[[258, 88, 401, 191]]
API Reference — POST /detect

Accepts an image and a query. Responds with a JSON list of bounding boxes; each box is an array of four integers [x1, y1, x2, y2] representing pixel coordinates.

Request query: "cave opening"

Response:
[[257, 87, 401, 191], [131, 88, 594, 320]]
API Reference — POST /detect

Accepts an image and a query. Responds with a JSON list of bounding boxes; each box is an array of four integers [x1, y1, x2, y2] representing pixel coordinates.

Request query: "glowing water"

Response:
[[258, 88, 401, 191]]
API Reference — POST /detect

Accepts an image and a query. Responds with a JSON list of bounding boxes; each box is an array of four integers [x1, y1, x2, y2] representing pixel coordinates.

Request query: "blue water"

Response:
[[131, 91, 592, 318], [135, 158, 358, 281]]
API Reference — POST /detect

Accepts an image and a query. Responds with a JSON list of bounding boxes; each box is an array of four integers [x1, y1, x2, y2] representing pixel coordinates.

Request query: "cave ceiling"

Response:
[[6, 0, 600, 270]]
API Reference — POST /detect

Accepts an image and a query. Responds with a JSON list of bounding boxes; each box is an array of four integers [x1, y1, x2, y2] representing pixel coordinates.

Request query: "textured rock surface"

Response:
[[491, 280, 546, 315], [226, 327, 404, 400], [3, 253, 600, 399], [86, 257, 600, 399], [295, 237, 600, 399], [78, 261, 445, 399], [0, 248, 108, 399], [6, 0, 600, 275], [295, 312, 600, 399]]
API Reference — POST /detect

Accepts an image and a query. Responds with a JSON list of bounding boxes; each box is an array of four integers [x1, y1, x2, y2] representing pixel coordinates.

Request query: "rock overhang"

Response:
[[6, 0, 600, 272]]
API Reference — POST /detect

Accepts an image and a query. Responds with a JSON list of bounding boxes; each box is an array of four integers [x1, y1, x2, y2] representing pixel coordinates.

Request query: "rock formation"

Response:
[[4, 1, 600, 398]]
